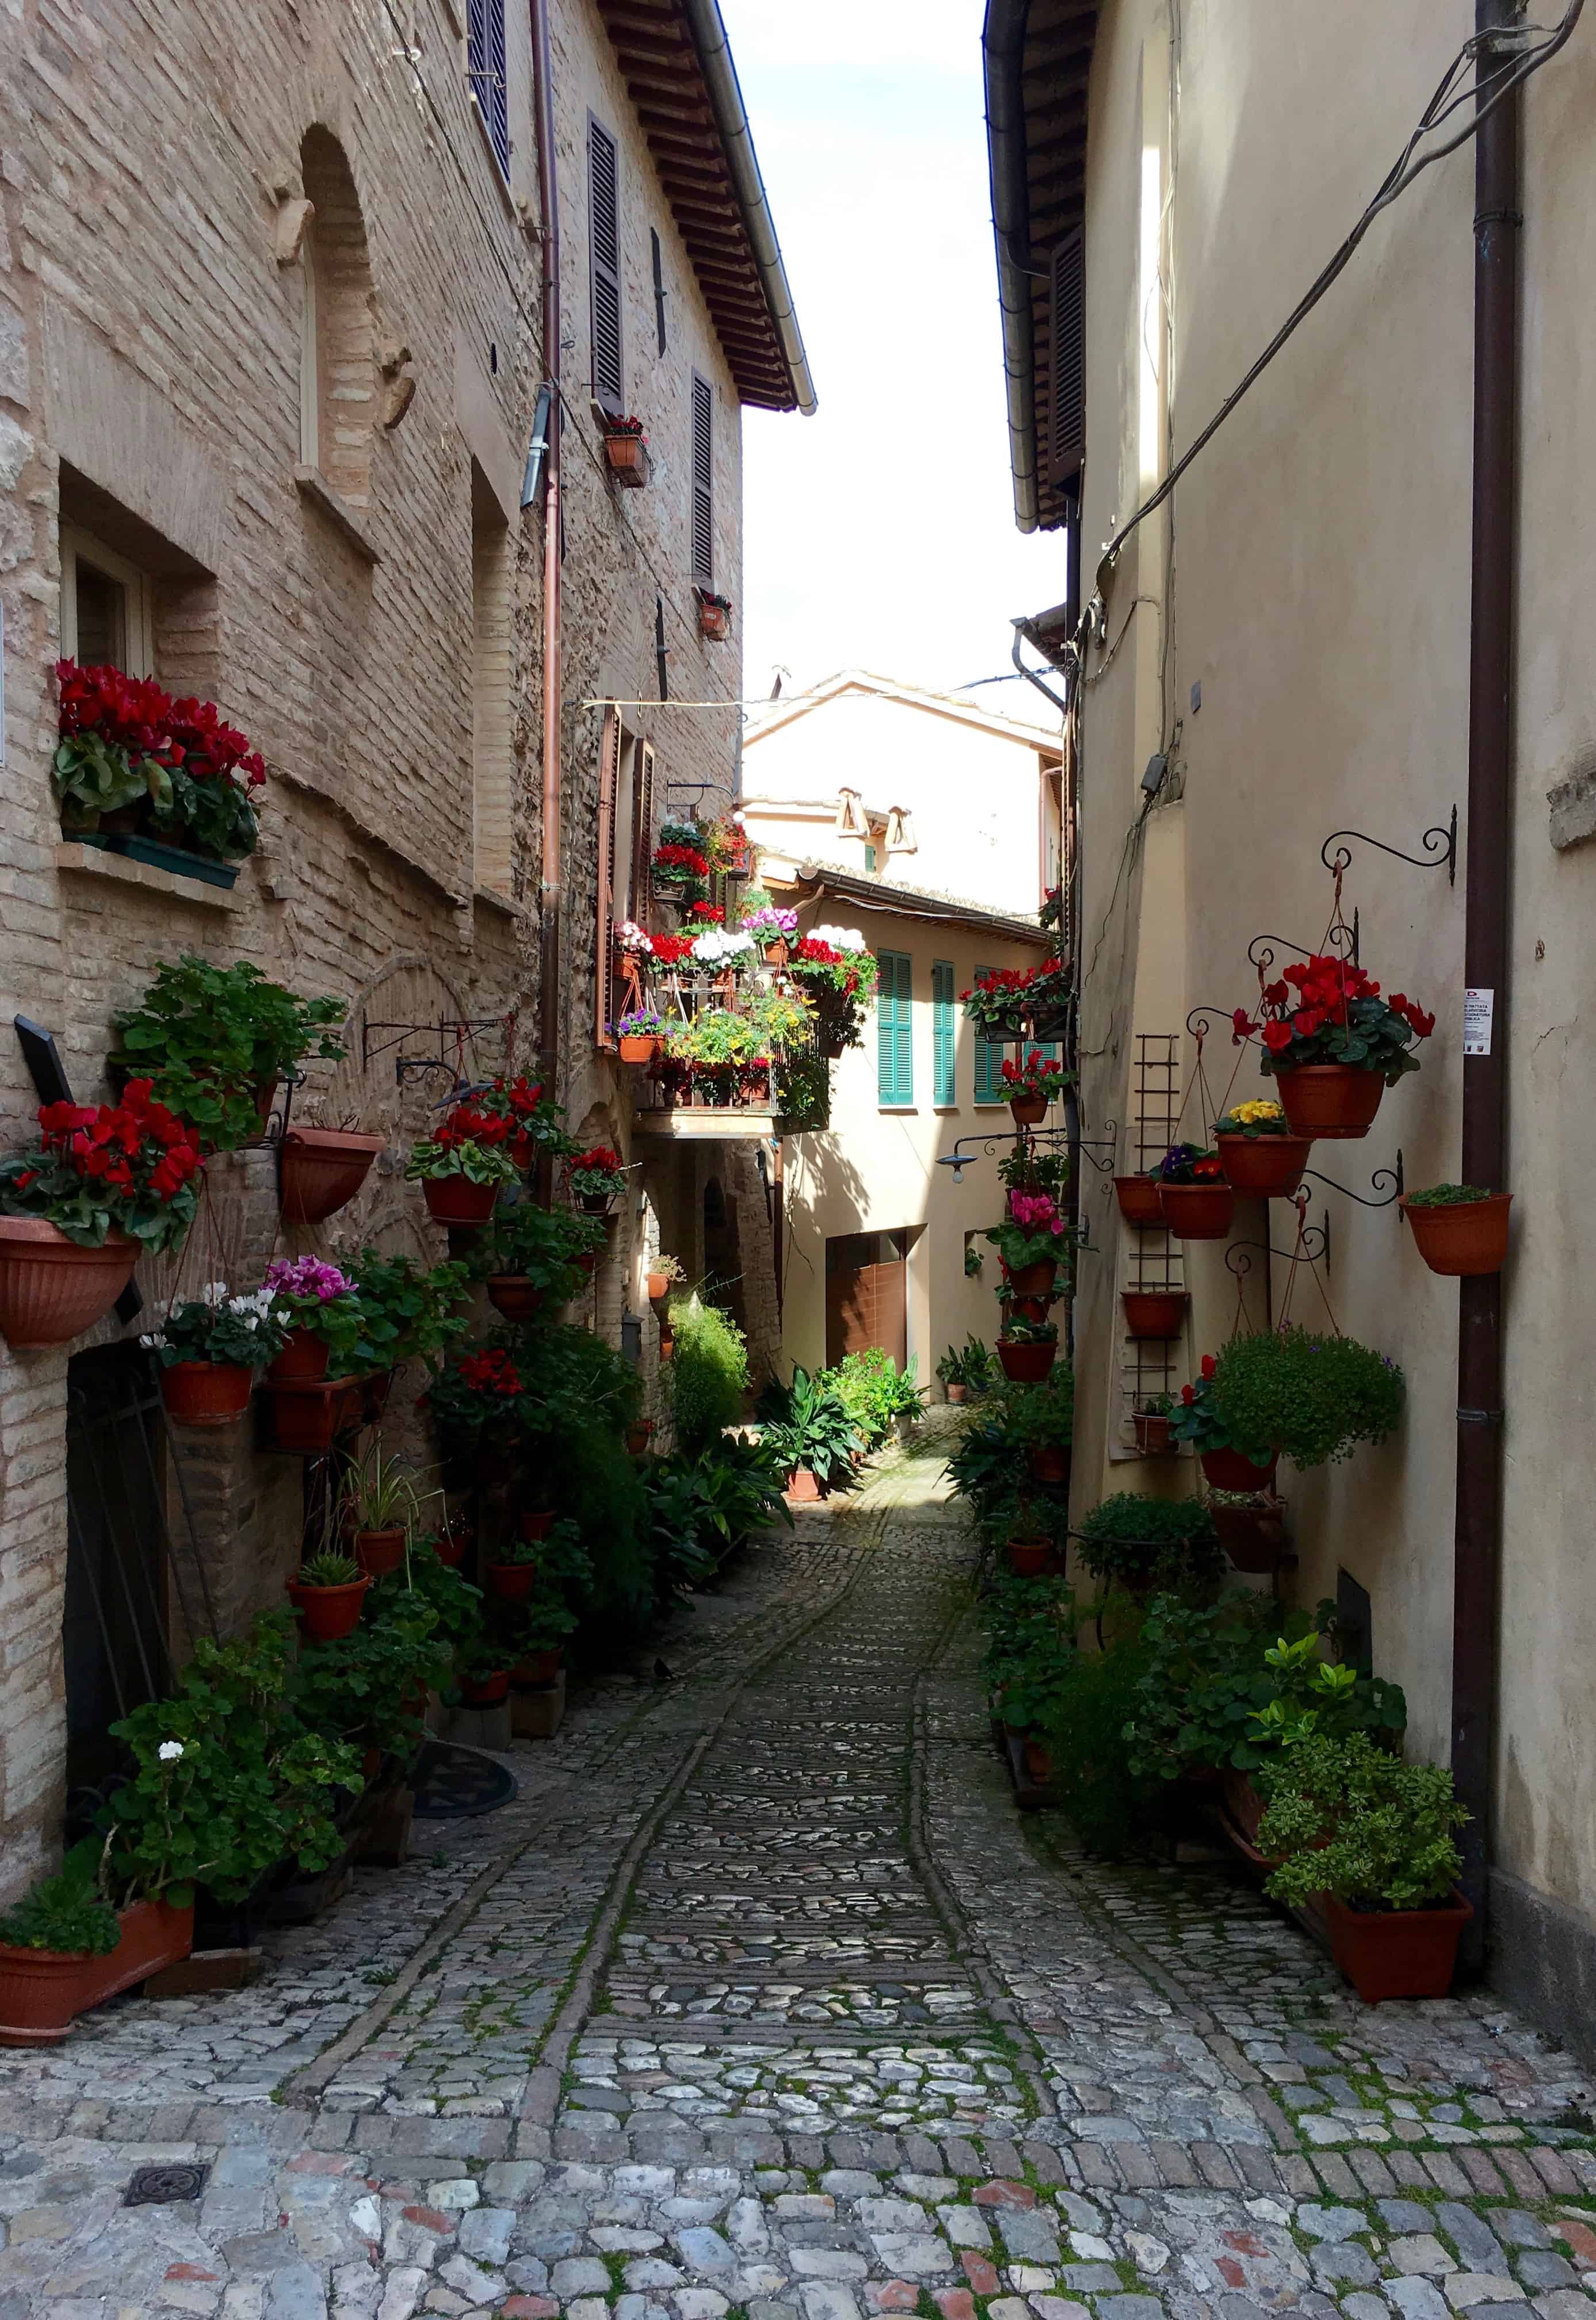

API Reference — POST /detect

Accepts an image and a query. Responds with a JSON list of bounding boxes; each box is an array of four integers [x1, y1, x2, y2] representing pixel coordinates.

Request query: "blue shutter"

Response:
[[932, 963, 956, 1106], [877, 951, 913, 1105], [972, 963, 1000, 1102]]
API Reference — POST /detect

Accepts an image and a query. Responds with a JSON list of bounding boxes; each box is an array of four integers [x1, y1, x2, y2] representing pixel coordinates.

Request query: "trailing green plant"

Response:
[[102, 1617, 361, 1905], [1074, 1493, 1223, 1593], [1405, 1182, 1492, 1207], [755, 1365, 861, 1490], [112, 957, 345, 1151], [1036, 1632, 1158, 1855], [1003, 1366, 1075, 1450], [665, 1296, 749, 1452], [1209, 1326, 1406, 1468], [1254, 1732, 1467, 1912], [291, 1593, 453, 1764], [470, 1201, 604, 1296], [1167, 1356, 1263, 1459], [143, 1284, 286, 1369], [513, 1322, 645, 1441], [0, 1840, 120, 1956], [775, 1044, 831, 1131], [345, 1250, 471, 1372]]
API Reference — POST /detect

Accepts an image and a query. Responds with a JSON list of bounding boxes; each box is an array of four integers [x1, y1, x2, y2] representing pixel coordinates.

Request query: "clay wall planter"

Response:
[[1400, 1193, 1513, 1276], [626, 1421, 655, 1456], [1200, 1445, 1277, 1491], [1006, 1536, 1064, 1578], [645, 1270, 672, 1303], [279, 1128, 385, 1227], [1009, 1094, 1047, 1127], [486, 1562, 536, 1600], [1272, 1064, 1384, 1140], [520, 1509, 555, 1543], [460, 1671, 510, 1707], [288, 1571, 370, 1640], [945, 1382, 967, 1404], [1158, 1182, 1236, 1239], [0, 1900, 195, 2045], [1215, 1134, 1314, 1199], [487, 1276, 544, 1322], [160, 1361, 254, 1426], [511, 1649, 562, 1688], [603, 433, 650, 486], [1121, 1288, 1188, 1340], [1212, 1498, 1287, 1573], [618, 1036, 660, 1064], [269, 1379, 361, 1455], [1114, 1175, 1164, 1226], [785, 1466, 822, 1504], [698, 601, 730, 639], [1133, 1413, 1173, 1455], [422, 1177, 500, 1228], [0, 1219, 139, 1349], [997, 1340, 1056, 1383], [1323, 1888, 1472, 2004], [1027, 1443, 1070, 1485], [355, 1528, 406, 1577], [269, 1330, 330, 1385], [1007, 1258, 1059, 1296]]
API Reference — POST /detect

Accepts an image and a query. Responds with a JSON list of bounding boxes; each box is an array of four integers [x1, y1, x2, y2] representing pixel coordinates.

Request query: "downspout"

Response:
[[530, 0, 562, 1102], [1452, 0, 1519, 1966], [983, 0, 1040, 534]]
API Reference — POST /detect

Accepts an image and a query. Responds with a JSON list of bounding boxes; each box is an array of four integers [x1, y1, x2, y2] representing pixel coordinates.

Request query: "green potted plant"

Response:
[[1170, 1354, 1277, 1489], [472, 1201, 604, 1319], [506, 1592, 579, 1688], [1209, 1326, 1405, 1468], [996, 1315, 1057, 1384], [339, 1443, 424, 1577], [0, 1082, 202, 1348], [1075, 1492, 1223, 1595], [345, 1250, 471, 1405], [1399, 1182, 1513, 1276], [291, 1590, 452, 1770], [111, 956, 345, 1152], [566, 1146, 629, 1215], [404, 1095, 525, 1228], [1154, 1143, 1234, 1240], [287, 1551, 371, 1642], [936, 1336, 993, 1404], [483, 1529, 544, 1601], [144, 1283, 287, 1426], [0, 1843, 123, 2045], [457, 1637, 513, 1708], [1133, 1391, 1175, 1455], [1254, 1732, 1470, 2001], [1006, 1367, 1074, 1482], [1234, 957, 1435, 1140], [986, 1190, 1070, 1298], [1213, 1098, 1312, 1199], [755, 1365, 861, 1499]]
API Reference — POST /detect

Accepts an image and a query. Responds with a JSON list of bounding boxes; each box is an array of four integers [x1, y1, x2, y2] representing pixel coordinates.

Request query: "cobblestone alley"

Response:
[[2, 1419, 1593, 2320]]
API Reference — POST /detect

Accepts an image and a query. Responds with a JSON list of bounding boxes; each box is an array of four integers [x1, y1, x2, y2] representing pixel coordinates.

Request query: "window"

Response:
[[594, 709, 622, 1045], [690, 372, 714, 586], [876, 951, 913, 1108], [589, 117, 624, 413], [864, 844, 877, 873], [1048, 226, 1085, 493], [61, 527, 152, 675], [468, 0, 510, 182], [471, 463, 511, 897], [972, 962, 1002, 1104], [931, 962, 956, 1106]]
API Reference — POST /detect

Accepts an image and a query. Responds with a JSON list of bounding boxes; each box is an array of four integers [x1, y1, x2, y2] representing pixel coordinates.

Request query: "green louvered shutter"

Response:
[[972, 964, 1000, 1102], [932, 962, 956, 1105], [877, 951, 913, 1105]]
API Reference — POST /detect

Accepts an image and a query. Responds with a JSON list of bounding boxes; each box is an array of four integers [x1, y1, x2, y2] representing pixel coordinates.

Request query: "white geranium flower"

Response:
[[158, 1741, 185, 1763], [811, 922, 866, 953]]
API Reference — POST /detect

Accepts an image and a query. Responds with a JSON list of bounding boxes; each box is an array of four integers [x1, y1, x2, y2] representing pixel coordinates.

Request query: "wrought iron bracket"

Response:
[[1247, 918, 1360, 974], [1226, 1218, 1331, 1279], [936, 1124, 1075, 1180], [1321, 805, 1457, 888], [1073, 1123, 1119, 1176], [361, 1014, 510, 1085], [1302, 1148, 1404, 1208]]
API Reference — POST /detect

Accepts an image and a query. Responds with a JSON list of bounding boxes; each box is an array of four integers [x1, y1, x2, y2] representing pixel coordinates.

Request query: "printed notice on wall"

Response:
[[1464, 987, 1494, 1056]]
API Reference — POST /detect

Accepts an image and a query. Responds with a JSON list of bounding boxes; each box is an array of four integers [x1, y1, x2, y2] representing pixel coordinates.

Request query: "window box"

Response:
[[77, 830, 240, 891], [696, 590, 732, 640], [602, 431, 651, 489]]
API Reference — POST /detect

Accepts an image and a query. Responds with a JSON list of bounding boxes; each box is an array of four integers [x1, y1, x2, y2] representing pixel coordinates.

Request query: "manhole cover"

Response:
[[124, 2162, 209, 2207]]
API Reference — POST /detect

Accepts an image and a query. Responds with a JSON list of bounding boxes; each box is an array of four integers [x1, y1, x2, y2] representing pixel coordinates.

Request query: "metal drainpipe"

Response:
[[1452, 0, 1520, 1968], [530, 0, 562, 1109]]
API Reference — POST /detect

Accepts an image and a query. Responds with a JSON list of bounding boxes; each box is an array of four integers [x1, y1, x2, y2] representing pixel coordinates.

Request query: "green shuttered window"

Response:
[[972, 963, 1001, 1102], [931, 961, 956, 1106], [876, 951, 913, 1106]]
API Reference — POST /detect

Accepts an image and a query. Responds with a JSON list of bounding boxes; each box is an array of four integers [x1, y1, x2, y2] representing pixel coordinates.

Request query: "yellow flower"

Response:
[[1229, 1100, 1285, 1127]]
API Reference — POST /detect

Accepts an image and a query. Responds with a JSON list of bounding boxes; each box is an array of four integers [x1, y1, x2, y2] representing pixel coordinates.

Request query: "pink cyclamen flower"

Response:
[[264, 1255, 353, 1302]]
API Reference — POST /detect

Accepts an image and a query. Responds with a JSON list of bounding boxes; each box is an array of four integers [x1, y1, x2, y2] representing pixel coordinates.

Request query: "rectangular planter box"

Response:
[[78, 831, 240, 888], [0, 1899, 194, 2045]]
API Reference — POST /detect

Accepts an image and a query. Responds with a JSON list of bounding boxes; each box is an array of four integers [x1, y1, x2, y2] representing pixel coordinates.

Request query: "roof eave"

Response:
[[784, 863, 1052, 946]]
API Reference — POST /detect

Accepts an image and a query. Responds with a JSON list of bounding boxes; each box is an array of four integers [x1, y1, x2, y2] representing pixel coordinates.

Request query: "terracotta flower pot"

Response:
[[1028, 1443, 1070, 1485], [270, 1379, 362, 1455], [0, 1944, 86, 2044], [1009, 1296, 1049, 1324], [1159, 1182, 1236, 1239], [511, 1648, 562, 1688], [1324, 1889, 1473, 2004], [646, 1270, 671, 1303], [287, 1571, 371, 1641], [1212, 1497, 1287, 1573], [269, 1330, 329, 1385], [1272, 1064, 1385, 1141], [1133, 1413, 1173, 1455], [520, 1509, 555, 1544], [1022, 1738, 1054, 1785], [1121, 1288, 1189, 1340], [1400, 1192, 1513, 1277], [355, 1527, 406, 1577], [578, 1192, 614, 1217], [1201, 1444, 1278, 1491], [486, 1561, 536, 1600], [786, 1466, 823, 1504], [1009, 1094, 1048, 1127], [159, 1360, 254, 1426], [0, 1219, 139, 1349], [572, 1249, 599, 1279], [423, 1177, 501, 1228], [945, 1382, 968, 1405], [1215, 1133, 1314, 1199], [278, 1128, 385, 1227], [997, 1340, 1055, 1382], [460, 1670, 510, 1707], [1007, 1258, 1059, 1296], [618, 1036, 657, 1064], [431, 1532, 467, 1568], [83, 1899, 193, 2012], [698, 600, 731, 640], [604, 432, 649, 484], [626, 1420, 655, 1456], [763, 938, 791, 967], [1006, 1535, 1061, 1578], [487, 1275, 544, 1322], [1114, 1175, 1165, 1226]]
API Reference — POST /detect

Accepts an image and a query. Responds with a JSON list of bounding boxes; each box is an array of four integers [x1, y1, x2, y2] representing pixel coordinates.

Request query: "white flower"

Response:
[[692, 928, 755, 966], [158, 1741, 185, 1763], [811, 922, 866, 953], [199, 1281, 232, 1308]]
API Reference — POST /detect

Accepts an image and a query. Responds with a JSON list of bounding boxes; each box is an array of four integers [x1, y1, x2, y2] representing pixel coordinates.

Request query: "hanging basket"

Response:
[[354, 1527, 406, 1577], [1272, 1065, 1385, 1141], [997, 1340, 1056, 1382], [487, 1276, 544, 1322], [1201, 1444, 1278, 1492], [422, 1177, 501, 1228], [279, 1128, 385, 1227], [159, 1361, 254, 1426], [1133, 1411, 1174, 1455], [578, 1192, 615, 1218], [1215, 1134, 1314, 1199], [618, 1036, 660, 1066], [1120, 1288, 1188, 1340], [645, 1270, 671, 1303], [1400, 1193, 1513, 1277], [1009, 1094, 1047, 1128], [486, 1561, 537, 1601], [287, 1571, 370, 1642], [0, 1220, 139, 1349], [1158, 1182, 1236, 1240], [1113, 1176, 1165, 1226]]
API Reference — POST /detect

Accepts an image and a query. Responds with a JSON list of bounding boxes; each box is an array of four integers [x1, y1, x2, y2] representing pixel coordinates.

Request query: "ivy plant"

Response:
[[1074, 1493, 1223, 1593]]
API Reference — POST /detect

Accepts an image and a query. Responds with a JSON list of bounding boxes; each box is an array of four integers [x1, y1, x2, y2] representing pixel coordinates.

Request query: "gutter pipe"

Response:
[[530, 0, 562, 1101], [679, 0, 818, 415], [1452, 0, 1521, 1966], [983, 0, 1040, 533]]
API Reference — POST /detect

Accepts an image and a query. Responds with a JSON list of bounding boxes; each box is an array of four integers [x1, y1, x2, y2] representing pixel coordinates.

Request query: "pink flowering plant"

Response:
[[984, 1189, 1072, 1275], [264, 1256, 365, 1365]]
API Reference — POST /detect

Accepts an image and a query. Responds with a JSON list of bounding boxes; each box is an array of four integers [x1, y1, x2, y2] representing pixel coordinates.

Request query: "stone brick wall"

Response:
[[0, 0, 757, 1897]]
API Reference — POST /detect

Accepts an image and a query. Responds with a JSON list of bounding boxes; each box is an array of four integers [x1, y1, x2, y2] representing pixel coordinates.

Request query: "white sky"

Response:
[[718, 0, 1062, 708]]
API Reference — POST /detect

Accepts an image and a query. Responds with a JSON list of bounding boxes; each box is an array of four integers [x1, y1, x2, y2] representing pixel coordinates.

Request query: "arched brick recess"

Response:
[[300, 125, 376, 508]]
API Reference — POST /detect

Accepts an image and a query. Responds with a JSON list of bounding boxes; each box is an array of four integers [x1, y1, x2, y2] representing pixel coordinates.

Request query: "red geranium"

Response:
[[651, 933, 696, 966], [654, 844, 711, 879], [686, 902, 725, 924], [0, 1078, 202, 1253], [459, 1349, 523, 1398]]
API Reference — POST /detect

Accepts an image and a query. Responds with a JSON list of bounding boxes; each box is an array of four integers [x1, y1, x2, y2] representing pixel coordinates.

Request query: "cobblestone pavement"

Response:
[[3, 1413, 1595, 2320]]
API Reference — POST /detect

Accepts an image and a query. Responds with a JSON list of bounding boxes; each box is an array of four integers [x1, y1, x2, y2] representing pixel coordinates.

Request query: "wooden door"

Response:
[[824, 1232, 907, 1370]]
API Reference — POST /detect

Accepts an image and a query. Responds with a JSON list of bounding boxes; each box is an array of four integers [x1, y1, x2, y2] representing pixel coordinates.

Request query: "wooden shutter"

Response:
[[651, 227, 667, 354], [690, 373, 714, 585], [1048, 228, 1086, 490], [589, 118, 624, 412], [972, 963, 999, 1102], [931, 961, 956, 1106], [629, 738, 654, 921], [876, 952, 912, 1106], [468, 0, 510, 181], [595, 709, 620, 1045]]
